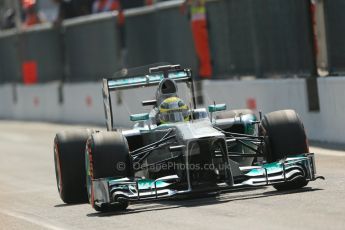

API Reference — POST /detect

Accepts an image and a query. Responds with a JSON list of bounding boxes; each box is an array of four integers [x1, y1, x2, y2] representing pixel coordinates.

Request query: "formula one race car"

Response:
[[54, 64, 324, 212]]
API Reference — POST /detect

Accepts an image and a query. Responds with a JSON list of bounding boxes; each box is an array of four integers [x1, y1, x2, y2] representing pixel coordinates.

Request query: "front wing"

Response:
[[91, 153, 319, 208]]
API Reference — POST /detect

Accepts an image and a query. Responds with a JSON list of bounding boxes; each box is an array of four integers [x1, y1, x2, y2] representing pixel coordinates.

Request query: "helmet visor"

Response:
[[159, 110, 189, 123]]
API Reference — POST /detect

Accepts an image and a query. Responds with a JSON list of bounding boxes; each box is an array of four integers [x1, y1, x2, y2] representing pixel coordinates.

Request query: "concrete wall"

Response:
[[13, 82, 61, 122], [0, 77, 344, 144], [61, 83, 104, 124], [317, 78, 345, 143]]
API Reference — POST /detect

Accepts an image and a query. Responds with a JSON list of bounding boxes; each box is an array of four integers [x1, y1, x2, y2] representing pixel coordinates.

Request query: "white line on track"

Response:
[[0, 209, 65, 230]]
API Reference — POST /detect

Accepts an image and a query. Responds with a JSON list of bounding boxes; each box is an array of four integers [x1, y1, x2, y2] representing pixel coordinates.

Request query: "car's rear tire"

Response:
[[85, 131, 133, 212], [261, 110, 309, 191], [54, 130, 92, 204]]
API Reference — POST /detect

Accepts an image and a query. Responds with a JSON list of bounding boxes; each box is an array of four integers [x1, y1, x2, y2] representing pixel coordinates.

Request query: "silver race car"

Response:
[[54, 64, 324, 212]]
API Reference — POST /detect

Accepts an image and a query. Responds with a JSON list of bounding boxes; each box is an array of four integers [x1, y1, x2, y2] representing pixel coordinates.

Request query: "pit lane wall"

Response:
[[0, 78, 344, 144]]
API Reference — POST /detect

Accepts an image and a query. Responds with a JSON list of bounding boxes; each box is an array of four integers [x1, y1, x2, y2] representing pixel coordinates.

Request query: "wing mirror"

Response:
[[208, 104, 227, 113], [130, 113, 149, 122], [142, 100, 157, 106]]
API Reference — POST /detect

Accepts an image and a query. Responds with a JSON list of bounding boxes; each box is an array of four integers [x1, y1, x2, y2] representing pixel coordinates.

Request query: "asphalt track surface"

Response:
[[0, 121, 344, 230]]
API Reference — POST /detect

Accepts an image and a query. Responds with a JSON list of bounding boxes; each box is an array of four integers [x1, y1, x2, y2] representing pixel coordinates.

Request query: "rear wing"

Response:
[[106, 68, 192, 91], [102, 65, 195, 131]]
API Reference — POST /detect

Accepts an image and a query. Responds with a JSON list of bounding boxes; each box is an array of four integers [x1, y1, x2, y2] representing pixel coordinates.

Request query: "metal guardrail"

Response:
[[1, 0, 341, 83], [63, 12, 121, 82], [324, 0, 345, 75]]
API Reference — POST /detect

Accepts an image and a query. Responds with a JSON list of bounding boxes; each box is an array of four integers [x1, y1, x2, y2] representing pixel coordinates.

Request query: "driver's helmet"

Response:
[[158, 97, 190, 124]]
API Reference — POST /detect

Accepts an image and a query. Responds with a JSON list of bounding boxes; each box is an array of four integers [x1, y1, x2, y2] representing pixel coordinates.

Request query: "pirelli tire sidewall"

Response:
[[54, 130, 92, 204]]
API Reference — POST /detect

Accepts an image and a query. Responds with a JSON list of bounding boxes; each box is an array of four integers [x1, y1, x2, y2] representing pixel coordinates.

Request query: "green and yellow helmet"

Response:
[[158, 97, 190, 123]]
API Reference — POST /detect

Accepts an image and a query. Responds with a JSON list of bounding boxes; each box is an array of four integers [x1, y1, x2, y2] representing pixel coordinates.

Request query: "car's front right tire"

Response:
[[54, 130, 92, 204]]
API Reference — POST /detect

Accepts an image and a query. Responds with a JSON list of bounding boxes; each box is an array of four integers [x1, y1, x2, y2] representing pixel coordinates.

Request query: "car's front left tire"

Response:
[[85, 131, 133, 212]]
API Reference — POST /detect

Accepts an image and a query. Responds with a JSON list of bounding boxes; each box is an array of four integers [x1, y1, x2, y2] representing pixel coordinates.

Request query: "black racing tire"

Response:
[[215, 109, 255, 120], [54, 130, 92, 204], [85, 131, 133, 212], [261, 110, 309, 191]]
